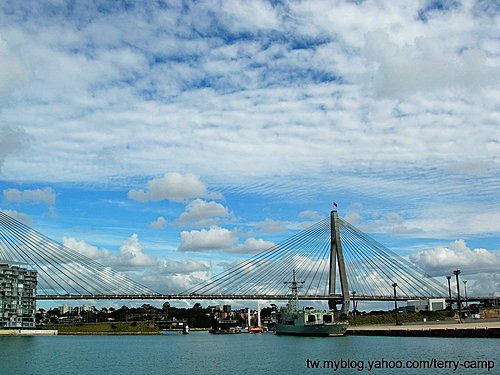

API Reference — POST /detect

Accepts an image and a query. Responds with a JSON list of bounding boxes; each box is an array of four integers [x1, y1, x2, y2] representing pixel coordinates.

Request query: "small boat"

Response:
[[275, 271, 349, 337], [248, 327, 264, 333], [247, 305, 264, 333], [209, 319, 242, 334]]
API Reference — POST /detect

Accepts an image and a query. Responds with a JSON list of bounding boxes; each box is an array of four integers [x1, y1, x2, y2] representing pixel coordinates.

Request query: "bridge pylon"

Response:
[[328, 209, 350, 315]]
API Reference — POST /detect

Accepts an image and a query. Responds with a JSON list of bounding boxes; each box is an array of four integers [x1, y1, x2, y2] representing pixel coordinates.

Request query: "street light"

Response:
[[352, 291, 357, 325], [446, 276, 452, 309], [392, 283, 399, 325], [453, 270, 462, 323], [463, 280, 469, 310]]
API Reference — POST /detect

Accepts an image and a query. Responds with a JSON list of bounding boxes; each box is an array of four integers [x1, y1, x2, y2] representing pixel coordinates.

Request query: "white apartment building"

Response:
[[0, 263, 37, 328]]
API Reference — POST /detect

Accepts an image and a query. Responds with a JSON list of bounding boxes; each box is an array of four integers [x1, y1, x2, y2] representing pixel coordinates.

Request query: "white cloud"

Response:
[[177, 199, 231, 228], [343, 212, 362, 225], [149, 216, 167, 230], [410, 240, 500, 277], [0, 1, 497, 254], [3, 187, 56, 205], [128, 173, 209, 202], [63, 236, 111, 261], [178, 226, 238, 252], [62, 235, 212, 293], [298, 210, 322, 220], [347, 15, 495, 97], [154, 259, 210, 275], [0, 209, 32, 225], [64, 234, 156, 269], [0, 126, 31, 172], [462, 273, 500, 298], [0, 2, 496, 200], [232, 237, 275, 254], [256, 219, 288, 234], [410, 209, 500, 238], [382, 212, 424, 235], [363, 205, 500, 239], [0, 36, 30, 98], [139, 259, 213, 293], [365, 32, 499, 97], [218, 0, 280, 32], [141, 270, 211, 294], [113, 234, 157, 268]]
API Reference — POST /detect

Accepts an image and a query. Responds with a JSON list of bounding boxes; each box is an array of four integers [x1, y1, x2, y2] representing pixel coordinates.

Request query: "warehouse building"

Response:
[[405, 298, 446, 312]]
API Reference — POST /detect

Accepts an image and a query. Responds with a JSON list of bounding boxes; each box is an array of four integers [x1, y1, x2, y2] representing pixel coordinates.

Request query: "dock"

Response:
[[347, 320, 500, 338]]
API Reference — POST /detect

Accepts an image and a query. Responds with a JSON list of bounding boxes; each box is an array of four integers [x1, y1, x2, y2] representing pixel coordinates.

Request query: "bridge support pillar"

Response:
[[329, 210, 350, 316]]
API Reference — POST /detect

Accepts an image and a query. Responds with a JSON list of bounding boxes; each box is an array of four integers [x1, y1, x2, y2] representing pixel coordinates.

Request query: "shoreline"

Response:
[[0, 329, 58, 336], [4, 320, 499, 337], [56, 331, 161, 335]]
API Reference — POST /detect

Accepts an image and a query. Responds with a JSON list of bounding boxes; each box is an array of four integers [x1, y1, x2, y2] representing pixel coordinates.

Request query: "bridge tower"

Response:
[[328, 209, 350, 315]]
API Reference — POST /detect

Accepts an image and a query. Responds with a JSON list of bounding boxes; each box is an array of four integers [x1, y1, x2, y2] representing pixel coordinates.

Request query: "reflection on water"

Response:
[[0, 332, 497, 375]]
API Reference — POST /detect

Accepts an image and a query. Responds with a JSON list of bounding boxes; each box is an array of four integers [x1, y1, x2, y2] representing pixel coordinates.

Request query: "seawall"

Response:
[[347, 321, 500, 338], [0, 329, 58, 336]]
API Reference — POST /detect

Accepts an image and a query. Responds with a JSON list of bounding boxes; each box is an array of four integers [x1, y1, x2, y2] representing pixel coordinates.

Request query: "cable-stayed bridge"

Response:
[[0, 210, 486, 313]]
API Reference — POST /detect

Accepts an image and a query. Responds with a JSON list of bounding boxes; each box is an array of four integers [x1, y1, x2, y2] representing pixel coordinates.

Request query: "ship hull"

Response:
[[275, 323, 348, 337]]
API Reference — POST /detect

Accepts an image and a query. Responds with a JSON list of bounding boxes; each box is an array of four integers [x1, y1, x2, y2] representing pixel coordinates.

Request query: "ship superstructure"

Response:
[[275, 271, 348, 336]]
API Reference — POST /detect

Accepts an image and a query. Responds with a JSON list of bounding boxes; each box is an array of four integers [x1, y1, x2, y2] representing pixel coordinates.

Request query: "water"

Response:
[[0, 332, 497, 374]]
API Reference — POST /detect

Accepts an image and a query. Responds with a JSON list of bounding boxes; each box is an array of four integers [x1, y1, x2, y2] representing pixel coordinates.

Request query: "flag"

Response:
[[333, 202, 338, 207]]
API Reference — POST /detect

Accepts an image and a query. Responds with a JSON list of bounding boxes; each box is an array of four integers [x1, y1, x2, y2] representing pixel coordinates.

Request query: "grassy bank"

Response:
[[38, 322, 160, 334]]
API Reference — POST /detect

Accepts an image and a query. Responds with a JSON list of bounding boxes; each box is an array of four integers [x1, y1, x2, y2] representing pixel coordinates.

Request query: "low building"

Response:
[[405, 298, 446, 312], [59, 304, 71, 315], [0, 263, 37, 328], [74, 305, 96, 314]]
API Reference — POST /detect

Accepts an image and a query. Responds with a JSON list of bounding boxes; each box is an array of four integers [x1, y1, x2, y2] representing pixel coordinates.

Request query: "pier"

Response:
[[0, 329, 57, 336]]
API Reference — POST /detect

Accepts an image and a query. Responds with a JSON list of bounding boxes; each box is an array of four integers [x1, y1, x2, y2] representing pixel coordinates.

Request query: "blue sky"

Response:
[[0, 0, 498, 306]]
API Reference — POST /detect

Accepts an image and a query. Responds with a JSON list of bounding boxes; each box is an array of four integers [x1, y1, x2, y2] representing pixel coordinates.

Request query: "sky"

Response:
[[0, 0, 498, 308]]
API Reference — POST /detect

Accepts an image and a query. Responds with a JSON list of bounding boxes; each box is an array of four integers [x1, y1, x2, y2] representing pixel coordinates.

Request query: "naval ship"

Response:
[[275, 271, 348, 336]]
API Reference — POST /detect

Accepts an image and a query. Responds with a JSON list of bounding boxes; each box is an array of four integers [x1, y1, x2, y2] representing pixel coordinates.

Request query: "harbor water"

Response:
[[0, 331, 497, 374]]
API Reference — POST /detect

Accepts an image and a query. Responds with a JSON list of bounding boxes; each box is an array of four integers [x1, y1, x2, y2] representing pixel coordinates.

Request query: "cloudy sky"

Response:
[[0, 0, 498, 304]]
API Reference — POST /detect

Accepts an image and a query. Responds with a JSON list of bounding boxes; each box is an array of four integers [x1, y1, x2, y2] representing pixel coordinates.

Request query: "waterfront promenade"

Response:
[[347, 319, 500, 338]]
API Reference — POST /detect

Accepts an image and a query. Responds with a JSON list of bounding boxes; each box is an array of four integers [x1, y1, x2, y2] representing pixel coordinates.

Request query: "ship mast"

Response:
[[284, 270, 304, 311]]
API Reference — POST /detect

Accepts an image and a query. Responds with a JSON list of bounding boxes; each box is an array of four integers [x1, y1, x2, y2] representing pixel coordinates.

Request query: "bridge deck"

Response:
[[35, 294, 491, 302]]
